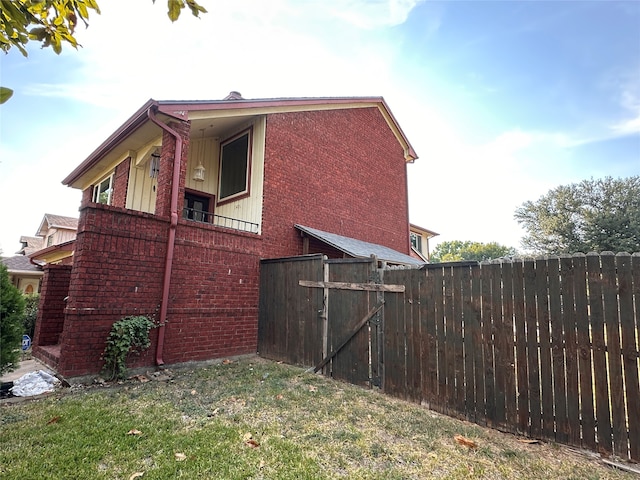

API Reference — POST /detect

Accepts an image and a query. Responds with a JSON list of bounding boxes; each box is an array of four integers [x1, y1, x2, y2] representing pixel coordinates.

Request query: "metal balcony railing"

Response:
[[182, 208, 259, 234]]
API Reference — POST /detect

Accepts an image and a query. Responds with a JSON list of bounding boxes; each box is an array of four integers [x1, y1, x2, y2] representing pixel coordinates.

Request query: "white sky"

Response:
[[1, 0, 638, 255]]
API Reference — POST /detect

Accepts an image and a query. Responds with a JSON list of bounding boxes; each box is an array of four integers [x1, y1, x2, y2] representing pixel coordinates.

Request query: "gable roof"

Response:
[[17, 236, 44, 255], [36, 214, 79, 236], [63, 94, 418, 188], [295, 224, 424, 266], [1, 255, 43, 274]]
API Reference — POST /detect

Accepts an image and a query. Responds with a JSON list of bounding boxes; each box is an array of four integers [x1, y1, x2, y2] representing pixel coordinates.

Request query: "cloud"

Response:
[[13, 0, 417, 110], [324, 0, 426, 28]]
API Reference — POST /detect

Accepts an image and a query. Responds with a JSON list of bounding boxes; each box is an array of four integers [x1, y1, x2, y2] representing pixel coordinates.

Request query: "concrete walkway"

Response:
[[0, 356, 54, 383]]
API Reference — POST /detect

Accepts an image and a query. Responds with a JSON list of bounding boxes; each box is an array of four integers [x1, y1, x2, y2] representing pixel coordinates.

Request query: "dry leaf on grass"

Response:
[[243, 432, 253, 442], [190, 389, 197, 395], [127, 429, 143, 436], [222, 359, 233, 365], [275, 394, 284, 400], [518, 438, 541, 444], [129, 374, 149, 383], [46, 416, 61, 425], [128, 472, 144, 479], [308, 385, 318, 392], [245, 439, 260, 448], [454, 434, 477, 449], [175, 452, 187, 461]]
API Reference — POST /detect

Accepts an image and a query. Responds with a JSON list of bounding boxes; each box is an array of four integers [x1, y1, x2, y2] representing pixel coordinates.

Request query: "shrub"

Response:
[[22, 293, 39, 339], [1, 264, 25, 374], [101, 315, 155, 381]]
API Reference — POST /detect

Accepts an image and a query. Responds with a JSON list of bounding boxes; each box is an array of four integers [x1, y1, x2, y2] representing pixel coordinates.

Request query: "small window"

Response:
[[93, 174, 114, 205], [218, 129, 251, 203], [46, 235, 53, 247], [410, 232, 422, 253]]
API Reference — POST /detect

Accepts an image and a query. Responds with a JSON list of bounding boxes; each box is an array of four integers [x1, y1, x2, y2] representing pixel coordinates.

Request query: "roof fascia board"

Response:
[[410, 223, 439, 238], [29, 240, 75, 261], [35, 216, 49, 237], [156, 96, 384, 112]]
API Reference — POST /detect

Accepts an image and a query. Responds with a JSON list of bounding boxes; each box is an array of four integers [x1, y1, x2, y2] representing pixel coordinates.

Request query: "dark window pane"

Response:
[[219, 133, 249, 200]]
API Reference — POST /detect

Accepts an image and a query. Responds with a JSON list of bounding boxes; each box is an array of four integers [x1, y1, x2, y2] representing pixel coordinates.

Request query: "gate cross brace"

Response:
[[299, 280, 404, 292], [312, 301, 385, 373]]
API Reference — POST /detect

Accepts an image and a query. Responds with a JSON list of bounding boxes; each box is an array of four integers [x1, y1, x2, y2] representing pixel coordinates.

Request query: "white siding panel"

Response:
[[186, 137, 219, 194], [127, 155, 157, 213]]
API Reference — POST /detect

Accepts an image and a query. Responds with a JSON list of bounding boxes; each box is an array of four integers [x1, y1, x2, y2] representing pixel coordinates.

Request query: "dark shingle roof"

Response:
[[295, 225, 424, 266], [36, 214, 78, 236], [1, 255, 43, 273]]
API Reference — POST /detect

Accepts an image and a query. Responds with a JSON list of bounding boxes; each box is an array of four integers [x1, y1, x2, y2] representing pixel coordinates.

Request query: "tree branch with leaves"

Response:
[[0, 0, 207, 103]]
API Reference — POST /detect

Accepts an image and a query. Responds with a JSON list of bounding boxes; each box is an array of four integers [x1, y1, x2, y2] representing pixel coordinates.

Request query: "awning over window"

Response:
[[295, 224, 424, 266]]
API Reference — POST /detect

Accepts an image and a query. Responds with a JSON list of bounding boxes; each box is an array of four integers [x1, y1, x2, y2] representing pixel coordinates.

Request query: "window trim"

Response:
[[410, 232, 423, 253], [217, 127, 252, 206], [93, 173, 114, 205], [183, 188, 215, 223]]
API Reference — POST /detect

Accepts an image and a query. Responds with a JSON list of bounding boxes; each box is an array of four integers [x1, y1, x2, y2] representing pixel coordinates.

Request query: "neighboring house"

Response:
[[16, 236, 44, 256], [30, 214, 78, 265], [34, 92, 423, 378], [409, 223, 439, 261], [0, 255, 43, 294]]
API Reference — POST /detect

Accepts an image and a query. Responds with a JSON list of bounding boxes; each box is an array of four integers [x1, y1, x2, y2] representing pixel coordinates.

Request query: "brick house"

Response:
[[33, 92, 421, 379]]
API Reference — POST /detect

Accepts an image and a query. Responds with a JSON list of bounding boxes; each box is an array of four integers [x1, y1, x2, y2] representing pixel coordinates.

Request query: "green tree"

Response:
[[0, 0, 207, 103], [1, 264, 25, 374], [430, 240, 516, 263], [514, 176, 640, 255]]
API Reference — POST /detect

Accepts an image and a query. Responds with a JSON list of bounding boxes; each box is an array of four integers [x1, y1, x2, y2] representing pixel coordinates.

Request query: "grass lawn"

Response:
[[0, 357, 635, 479]]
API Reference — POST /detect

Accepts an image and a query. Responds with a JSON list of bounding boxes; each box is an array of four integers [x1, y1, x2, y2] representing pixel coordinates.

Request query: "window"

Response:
[[218, 128, 251, 203], [93, 174, 114, 205], [183, 191, 213, 223], [46, 235, 54, 247], [410, 232, 422, 253]]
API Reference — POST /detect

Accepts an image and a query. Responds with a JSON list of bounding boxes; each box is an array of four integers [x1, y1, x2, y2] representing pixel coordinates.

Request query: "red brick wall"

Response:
[[161, 220, 262, 364], [55, 204, 261, 377], [155, 120, 190, 219], [112, 157, 131, 208], [33, 264, 71, 347], [81, 187, 92, 208], [261, 107, 411, 259]]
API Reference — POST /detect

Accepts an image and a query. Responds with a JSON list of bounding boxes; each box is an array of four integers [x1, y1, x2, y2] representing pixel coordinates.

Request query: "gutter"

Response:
[[147, 106, 185, 367]]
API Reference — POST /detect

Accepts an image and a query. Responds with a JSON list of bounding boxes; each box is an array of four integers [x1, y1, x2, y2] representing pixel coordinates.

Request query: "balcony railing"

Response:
[[182, 208, 259, 234]]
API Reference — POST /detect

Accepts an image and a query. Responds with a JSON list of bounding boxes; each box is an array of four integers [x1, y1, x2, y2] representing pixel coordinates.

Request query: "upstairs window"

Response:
[[218, 128, 251, 204], [93, 174, 114, 205], [410, 232, 422, 253]]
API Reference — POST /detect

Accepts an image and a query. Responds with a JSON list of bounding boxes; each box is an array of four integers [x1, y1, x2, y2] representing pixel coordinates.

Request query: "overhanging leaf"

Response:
[[0, 87, 14, 104]]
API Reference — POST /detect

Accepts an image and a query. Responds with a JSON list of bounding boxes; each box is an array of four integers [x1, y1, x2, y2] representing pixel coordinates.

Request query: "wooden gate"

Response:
[[258, 255, 402, 387]]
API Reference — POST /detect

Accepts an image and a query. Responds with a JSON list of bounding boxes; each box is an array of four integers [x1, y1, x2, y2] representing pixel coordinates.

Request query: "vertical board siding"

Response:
[[259, 253, 640, 462]]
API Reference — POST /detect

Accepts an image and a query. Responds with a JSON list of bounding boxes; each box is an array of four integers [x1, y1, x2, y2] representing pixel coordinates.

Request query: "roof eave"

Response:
[[63, 99, 159, 187], [63, 95, 418, 188]]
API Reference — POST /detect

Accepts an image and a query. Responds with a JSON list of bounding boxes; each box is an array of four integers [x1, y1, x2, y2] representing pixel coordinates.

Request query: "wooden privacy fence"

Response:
[[258, 252, 640, 462]]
